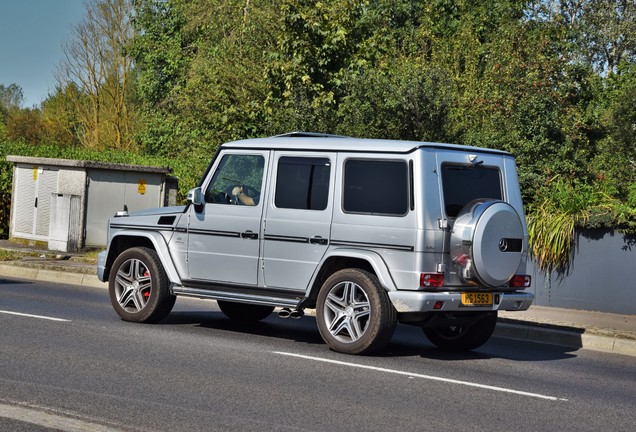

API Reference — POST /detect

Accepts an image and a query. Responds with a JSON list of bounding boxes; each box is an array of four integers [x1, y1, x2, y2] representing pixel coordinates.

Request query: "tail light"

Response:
[[420, 273, 444, 288], [509, 274, 531, 288]]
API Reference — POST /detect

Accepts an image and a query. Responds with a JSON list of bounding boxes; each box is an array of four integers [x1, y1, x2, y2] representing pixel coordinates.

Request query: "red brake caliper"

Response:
[[143, 271, 151, 298]]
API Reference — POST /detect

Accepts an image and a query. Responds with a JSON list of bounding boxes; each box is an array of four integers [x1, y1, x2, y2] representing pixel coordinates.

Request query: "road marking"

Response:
[[274, 351, 568, 401], [0, 402, 124, 432], [0, 310, 70, 322]]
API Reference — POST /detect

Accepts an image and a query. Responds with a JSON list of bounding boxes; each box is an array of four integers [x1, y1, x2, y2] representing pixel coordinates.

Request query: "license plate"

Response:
[[461, 292, 493, 307]]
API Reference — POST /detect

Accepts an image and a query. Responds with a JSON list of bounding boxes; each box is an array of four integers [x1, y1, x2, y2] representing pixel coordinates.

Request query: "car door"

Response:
[[186, 151, 268, 285], [262, 152, 335, 291]]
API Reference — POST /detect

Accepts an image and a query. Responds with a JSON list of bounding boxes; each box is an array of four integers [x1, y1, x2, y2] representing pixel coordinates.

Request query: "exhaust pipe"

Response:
[[278, 308, 292, 319], [277, 308, 304, 319], [290, 309, 304, 319]]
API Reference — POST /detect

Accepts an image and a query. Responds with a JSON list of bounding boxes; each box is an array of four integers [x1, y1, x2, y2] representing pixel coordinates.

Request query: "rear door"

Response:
[[435, 149, 508, 286], [262, 153, 335, 291]]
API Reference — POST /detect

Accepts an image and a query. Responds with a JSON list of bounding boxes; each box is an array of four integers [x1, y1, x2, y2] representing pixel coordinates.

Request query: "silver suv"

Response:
[[97, 132, 533, 354]]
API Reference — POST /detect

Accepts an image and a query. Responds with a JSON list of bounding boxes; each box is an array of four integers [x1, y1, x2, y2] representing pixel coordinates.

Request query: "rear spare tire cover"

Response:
[[450, 199, 524, 287]]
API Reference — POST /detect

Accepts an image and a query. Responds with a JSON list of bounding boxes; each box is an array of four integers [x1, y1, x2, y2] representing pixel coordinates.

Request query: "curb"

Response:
[[0, 263, 106, 289], [495, 322, 636, 357]]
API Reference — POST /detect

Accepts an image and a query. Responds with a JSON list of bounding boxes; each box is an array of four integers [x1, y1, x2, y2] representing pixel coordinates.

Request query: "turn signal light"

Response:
[[510, 274, 531, 288], [420, 273, 444, 287]]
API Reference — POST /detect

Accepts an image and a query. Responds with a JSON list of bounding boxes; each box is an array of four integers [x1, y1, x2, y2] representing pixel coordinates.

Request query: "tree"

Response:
[[5, 108, 45, 145], [131, 0, 281, 157], [40, 84, 83, 147], [0, 83, 24, 130], [337, 61, 452, 141], [572, 0, 636, 76], [264, 0, 370, 133], [56, 0, 138, 150], [0, 83, 23, 112]]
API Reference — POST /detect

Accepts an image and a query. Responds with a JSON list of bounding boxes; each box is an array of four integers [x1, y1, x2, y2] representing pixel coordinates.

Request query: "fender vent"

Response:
[[158, 216, 176, 225]]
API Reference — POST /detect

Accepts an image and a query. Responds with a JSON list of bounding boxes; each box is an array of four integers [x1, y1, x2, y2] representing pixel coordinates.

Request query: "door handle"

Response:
[[241, 231, 258, 239], [309, 236, 328, 245]]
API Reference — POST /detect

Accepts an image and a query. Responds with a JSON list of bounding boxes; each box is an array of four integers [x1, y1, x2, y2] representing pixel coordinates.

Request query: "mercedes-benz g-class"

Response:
[[97, 132, 533, 354]]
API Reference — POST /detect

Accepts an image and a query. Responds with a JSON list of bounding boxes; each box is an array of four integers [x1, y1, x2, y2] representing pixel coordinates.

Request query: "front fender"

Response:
[[99, 230, 182, 285]]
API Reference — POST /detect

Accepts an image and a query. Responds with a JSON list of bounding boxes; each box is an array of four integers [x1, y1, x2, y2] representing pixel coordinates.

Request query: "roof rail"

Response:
[[272, 131, 351, 138]]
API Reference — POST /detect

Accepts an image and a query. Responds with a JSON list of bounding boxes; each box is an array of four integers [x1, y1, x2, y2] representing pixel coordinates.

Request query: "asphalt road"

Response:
[[1, 277, 635, 432]]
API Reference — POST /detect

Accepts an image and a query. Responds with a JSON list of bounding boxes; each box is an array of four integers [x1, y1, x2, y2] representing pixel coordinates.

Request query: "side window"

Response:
[[275, 157, 331, 210], [205, 154, 264, 205], [343, 159, 409, 216], [441, 163, 502, 217]]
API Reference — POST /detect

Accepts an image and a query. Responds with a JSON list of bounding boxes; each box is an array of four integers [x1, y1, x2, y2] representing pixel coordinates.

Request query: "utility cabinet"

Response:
[[7, 156, 177, 249]]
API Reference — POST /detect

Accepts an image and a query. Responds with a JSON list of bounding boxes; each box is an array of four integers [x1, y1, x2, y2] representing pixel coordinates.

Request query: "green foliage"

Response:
[[337, 61, 452, 141], [130, 0, 280, 155], [0, 249, 19, 261], [5, 108, 45, 145], [40, 84, 83, 147], [527, 179, 597, 274], [591, 65, 636, 199]]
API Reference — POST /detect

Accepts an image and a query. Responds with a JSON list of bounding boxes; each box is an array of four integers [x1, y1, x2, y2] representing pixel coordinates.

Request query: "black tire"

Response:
[[423, 312, 498, 351], [108, 247, 176, 323], [217, 300, 274, 322], [316, 269, 397, 355]]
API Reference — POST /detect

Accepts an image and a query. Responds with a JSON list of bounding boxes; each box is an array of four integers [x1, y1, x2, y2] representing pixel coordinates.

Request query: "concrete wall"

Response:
[[529, 229, 636, 315]]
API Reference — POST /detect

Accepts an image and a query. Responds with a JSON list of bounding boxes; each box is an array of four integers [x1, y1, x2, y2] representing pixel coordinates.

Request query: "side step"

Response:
[[171, 285, 302, 309]]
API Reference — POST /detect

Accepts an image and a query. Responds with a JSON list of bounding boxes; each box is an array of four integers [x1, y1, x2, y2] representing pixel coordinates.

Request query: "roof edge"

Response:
[[6, 155, 172, 174]]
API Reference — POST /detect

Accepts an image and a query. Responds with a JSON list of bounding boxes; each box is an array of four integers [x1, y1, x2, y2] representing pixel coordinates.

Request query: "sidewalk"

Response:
[[1, 240, 635, 356]]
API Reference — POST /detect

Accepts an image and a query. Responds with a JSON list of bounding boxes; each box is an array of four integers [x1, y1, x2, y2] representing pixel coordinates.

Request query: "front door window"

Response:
[[205, 154, 265, 206]]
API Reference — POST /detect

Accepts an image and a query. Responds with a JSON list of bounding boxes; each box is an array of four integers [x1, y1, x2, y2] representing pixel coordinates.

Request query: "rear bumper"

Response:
[[388, 290, 534, 313]]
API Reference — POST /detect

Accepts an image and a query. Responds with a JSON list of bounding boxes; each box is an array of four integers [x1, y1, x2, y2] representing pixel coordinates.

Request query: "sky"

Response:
[[0, 0, 86, 108]]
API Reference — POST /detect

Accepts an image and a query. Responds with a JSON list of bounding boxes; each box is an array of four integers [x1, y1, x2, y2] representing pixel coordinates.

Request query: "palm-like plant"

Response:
[[526, 179, 599, 274]]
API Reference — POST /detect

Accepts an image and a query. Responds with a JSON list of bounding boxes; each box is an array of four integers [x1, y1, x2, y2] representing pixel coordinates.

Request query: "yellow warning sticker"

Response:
[[138, 180, 146, 195]]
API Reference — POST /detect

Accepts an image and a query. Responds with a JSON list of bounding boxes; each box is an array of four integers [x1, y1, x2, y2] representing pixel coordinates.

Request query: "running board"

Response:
[[171, 285, 302, 309]]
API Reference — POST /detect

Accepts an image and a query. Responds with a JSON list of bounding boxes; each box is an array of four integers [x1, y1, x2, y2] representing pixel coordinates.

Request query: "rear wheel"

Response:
[[108, 247, 175, 323], [316, 269, 397, 355], [423, 312, 497, 351], [217, 300, 274, 322]]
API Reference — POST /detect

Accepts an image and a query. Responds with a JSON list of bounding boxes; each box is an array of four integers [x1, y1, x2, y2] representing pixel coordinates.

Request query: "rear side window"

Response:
[[343, 159, 409, 216], [275, 157, 331, 210], [441, 164, 502, 217]]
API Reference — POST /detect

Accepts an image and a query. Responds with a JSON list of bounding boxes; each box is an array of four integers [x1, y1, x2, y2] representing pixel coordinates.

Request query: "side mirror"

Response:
[[186, 187, 203, 206]]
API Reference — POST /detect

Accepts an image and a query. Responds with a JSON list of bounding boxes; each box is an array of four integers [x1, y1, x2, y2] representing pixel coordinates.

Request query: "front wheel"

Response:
[[423, 312, 498, 351], [316, 269, 397, 355], [108, 247, 175, 323]]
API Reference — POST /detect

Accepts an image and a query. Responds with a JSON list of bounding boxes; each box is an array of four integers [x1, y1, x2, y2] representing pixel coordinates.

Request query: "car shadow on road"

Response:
[[162, 311, 326, 346], [161, 309, 579, 362], [0, 278, 31, 285], [383, 324, 579, 362]]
